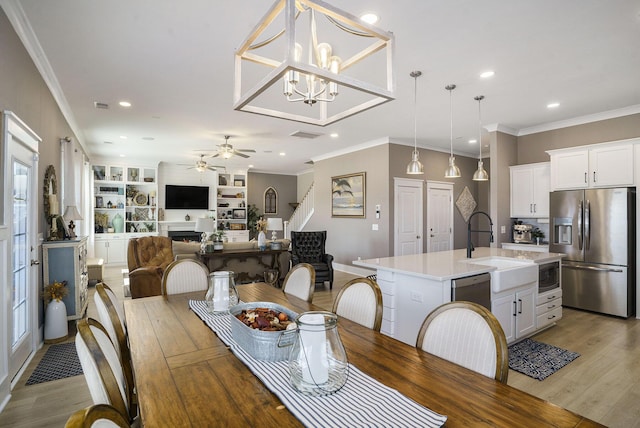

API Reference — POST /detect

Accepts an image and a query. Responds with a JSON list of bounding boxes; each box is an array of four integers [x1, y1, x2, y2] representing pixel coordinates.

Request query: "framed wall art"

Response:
[[331, 172, 366, 218]]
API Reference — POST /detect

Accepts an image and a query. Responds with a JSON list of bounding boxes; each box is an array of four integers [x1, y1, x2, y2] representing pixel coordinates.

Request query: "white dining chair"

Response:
[[332, 277, 383, 331], [282, 263, 315, 303], [161, 259, 209, 295], [65, 403, 131, 428], [416, 301, 509, 383], [76, 318, 136, 422]]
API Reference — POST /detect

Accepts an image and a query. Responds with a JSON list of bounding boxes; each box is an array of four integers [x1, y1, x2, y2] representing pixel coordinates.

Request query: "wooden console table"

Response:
[[197, 248, 288, 284]]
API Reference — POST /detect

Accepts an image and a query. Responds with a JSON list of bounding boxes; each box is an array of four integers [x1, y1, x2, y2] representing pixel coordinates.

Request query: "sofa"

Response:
[[172, 239, 291, 284]]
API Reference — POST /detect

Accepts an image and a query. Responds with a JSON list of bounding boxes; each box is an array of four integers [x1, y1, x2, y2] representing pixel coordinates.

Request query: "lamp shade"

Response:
[[266, 218, 283, 231], [63, 205, 82, 221], [194, 217, 215, 233]]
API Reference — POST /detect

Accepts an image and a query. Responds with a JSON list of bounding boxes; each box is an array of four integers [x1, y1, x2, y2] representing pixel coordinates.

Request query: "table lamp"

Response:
[[195, 217, 215, 251], [63, 205, 83, 239], [266, 217, 283, 241]]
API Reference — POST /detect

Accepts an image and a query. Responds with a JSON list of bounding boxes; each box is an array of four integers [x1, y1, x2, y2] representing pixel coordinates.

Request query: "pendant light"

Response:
[[406, 71, 424, 175], [472, 95, 489, 181], [444, 84, 461, 178]]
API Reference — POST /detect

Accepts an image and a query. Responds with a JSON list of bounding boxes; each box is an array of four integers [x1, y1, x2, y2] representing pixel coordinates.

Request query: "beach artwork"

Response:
[[331, 172, 366, 218]]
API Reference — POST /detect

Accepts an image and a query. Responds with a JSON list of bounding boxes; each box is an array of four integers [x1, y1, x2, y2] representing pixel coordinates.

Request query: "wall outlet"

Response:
[[501, 225, 506, 234], [410, 292, 423, 303], [372, 224, 379, 231]]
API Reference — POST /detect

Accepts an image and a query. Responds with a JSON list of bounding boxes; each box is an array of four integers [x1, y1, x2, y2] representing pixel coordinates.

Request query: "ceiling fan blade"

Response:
[[236, 149, 256, 153], [210, 153, 221, 158], [234, 151, 250, 158]]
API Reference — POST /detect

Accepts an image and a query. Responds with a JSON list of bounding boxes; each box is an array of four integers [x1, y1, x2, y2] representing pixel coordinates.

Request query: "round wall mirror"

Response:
[[44, 165, 58, 219]]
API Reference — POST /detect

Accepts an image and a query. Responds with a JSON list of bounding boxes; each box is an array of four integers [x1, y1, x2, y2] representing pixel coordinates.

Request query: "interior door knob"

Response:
[[416, 235, 421, 239], [30, 259, 40, 266]]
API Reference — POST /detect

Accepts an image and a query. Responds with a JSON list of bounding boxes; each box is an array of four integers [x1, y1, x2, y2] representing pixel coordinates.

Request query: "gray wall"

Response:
[[489, 131, 518, 247], [517, 113, 640, 164], [297, 170, 314, 202], [248, 172, 297, 239]]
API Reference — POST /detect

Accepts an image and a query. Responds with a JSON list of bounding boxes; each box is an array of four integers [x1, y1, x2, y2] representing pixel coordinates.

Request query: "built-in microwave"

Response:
[[538, 261, 560, 293]]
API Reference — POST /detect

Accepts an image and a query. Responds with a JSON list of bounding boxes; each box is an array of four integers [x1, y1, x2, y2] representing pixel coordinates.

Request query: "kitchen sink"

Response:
[[464, 257, 538, 292]]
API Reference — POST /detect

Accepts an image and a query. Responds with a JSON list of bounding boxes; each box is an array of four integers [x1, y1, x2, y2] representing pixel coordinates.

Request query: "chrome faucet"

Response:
[[467, 211, 494, 258]]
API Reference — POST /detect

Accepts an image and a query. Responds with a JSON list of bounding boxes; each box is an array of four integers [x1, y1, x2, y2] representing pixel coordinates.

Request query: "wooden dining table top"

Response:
[[124, 282, 604, 428]]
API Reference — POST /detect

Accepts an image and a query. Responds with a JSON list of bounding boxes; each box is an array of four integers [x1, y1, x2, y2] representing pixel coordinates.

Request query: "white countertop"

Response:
[[353, 247, 565, 282]]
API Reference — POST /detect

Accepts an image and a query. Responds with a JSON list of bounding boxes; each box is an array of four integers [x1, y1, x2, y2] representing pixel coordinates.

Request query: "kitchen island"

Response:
[[353, 247, 564, 346]]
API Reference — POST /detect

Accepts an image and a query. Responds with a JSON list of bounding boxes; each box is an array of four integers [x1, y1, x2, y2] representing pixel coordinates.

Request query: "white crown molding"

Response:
[[312, 136, 391, 162], [484, 123, 518, 136], [518, 104, 640, 136], [1, 0, 87, 154]]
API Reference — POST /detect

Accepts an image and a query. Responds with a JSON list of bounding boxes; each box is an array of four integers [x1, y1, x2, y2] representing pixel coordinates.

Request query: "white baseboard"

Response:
[[334, 262, 375, 277]]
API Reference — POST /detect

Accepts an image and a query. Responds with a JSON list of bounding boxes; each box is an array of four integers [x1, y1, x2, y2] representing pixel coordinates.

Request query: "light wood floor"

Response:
[[1, 266, 639, 427]]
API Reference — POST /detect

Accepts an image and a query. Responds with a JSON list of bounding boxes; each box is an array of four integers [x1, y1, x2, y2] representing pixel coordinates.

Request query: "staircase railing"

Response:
[[284, 182, 314, 239]]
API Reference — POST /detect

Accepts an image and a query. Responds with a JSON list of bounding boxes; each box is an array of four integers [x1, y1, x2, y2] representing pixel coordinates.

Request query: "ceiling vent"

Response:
[[290, 130, 323, 139], [94, 101, 109, 109]]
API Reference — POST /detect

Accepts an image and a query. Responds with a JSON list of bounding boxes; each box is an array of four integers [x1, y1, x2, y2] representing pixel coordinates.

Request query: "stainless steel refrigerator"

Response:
[[549, 187, 635, 317]]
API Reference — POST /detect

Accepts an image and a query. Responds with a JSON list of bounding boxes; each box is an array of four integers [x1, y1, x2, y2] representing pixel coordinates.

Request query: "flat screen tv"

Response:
[[165, 185, 209, 209]]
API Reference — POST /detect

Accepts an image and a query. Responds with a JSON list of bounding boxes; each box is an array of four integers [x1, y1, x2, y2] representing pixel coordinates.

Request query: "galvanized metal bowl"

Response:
[[229, 302, 298, 361]]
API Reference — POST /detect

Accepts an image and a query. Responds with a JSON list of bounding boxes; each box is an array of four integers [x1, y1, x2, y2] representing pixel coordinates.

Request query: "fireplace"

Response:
[[168, 230, 201, 242]]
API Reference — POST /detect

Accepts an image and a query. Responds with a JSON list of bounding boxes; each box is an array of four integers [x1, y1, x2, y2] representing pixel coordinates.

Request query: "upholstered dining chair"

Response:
[[94, 283, 134, 413], [416, 301, 509, 383], [65, 403, 131, 428], [290, 231, 334, 289], [282, 263, 315, 303], [161, 259, 209, 295], [331, 277, 383, 331], [76, 318, 136, 423], [127, 236, 174, 298]]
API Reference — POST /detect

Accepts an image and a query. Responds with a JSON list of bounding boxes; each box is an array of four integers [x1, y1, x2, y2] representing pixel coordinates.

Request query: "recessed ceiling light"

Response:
[[480, 71, 495, 78], [120, 136, 127, 139], [248, 164, 254, 168], [119, 154, 125, 157], [279, 152, 286, 156], [547, 102, 560, 109], [469, 139, 477, 144], [360, 13, 379, 24], [119, 101, 132, 107], [330, 133, 339, 138]]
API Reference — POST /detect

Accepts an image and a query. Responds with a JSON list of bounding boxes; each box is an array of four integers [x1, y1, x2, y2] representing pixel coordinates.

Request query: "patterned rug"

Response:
[[508, 338, 580, 381], [26, 342, 83, 385]]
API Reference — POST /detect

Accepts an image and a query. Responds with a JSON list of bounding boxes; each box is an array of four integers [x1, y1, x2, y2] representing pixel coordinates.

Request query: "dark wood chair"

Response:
[[290, 231, 334, 289]]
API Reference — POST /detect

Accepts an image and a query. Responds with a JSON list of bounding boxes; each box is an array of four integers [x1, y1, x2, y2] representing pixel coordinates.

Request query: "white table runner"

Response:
[[190, 300, 447, 428]]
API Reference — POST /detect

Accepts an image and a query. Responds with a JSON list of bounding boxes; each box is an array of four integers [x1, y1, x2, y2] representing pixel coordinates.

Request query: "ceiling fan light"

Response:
[[407, 151, 424, 175], [444, 156, 461, 178], [473, 160, 489, 181]]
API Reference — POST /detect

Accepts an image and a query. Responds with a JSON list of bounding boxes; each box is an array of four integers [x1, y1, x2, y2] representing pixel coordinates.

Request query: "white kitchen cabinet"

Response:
[[510, 162, 550, 218], [535, 287, 563, 330], [492, 284, 536, 344], [42, 237, 89, 320], [94, 235, 127, 265], [548, 142, 634, 190]]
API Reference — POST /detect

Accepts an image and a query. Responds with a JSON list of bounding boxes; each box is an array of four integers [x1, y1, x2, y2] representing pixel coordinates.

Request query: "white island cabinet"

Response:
[[354, 248, 564, 346]]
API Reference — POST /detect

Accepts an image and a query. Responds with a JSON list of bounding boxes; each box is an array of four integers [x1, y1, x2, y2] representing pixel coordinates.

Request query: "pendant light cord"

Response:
[[475, 95, 484, 159], [413, 74, 418, 154]]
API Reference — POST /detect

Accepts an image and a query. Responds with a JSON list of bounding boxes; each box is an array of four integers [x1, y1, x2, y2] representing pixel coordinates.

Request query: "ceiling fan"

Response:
[[182, 154, 225, 173], [211, 135, 256, 159]]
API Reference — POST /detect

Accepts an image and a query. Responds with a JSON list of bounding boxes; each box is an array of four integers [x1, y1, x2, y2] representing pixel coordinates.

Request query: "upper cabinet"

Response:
[[548, 142, 634, 190], [510, 162, 550, 218]]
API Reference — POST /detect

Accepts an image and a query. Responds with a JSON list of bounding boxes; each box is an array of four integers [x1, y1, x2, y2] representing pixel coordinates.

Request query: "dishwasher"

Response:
[[451, 273, 491, 310]]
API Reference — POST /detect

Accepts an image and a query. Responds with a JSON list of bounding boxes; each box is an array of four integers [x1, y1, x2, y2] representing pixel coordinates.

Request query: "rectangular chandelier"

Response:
[[233, 0, 395, 126]]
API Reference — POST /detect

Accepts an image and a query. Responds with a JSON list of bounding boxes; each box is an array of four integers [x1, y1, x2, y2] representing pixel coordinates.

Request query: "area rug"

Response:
[[26, 342, 83, 385], [508, 338, 580, 381]]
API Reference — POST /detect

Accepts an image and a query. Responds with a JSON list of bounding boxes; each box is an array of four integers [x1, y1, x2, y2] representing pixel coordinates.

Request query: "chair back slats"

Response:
[[283, 263, 315, 302], [416, 301, 509, 383], [161, 259, 209, 295], [332, 277, 383, 331]]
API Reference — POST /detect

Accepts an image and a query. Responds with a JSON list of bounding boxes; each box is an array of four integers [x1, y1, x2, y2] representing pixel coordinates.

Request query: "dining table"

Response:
[[124, 282, 604, 427]]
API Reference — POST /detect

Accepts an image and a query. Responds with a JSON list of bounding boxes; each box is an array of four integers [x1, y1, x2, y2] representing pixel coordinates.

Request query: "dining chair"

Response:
[[331, 277, 383, 331], [76, 318, 136, 422], [282, 262, 315, 303], [161, 258, 209, 295], [64, 403, 130, 428], [416, 301, 509, 383], [94, 283, 135, 412]]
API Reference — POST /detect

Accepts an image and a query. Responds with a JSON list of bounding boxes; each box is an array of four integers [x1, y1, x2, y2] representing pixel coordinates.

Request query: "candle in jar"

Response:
[[212, 274, 229, 312], [299, 313, 329, 384]]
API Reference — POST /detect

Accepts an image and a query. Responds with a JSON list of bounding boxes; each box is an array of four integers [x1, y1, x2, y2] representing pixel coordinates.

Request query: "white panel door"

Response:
[[426, 181, 453, 252], [394, 178, 423, 256]]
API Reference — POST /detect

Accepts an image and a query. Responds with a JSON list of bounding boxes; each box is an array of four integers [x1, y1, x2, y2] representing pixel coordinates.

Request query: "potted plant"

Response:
[[212, 230, 226, 251], [532, 227, 545, 245], [42, 280, 69, 343]]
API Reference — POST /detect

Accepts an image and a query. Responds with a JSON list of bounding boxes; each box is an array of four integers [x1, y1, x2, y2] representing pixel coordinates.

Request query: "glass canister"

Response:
[[288, 311, 348, 396], [205, 271, 239, 314]]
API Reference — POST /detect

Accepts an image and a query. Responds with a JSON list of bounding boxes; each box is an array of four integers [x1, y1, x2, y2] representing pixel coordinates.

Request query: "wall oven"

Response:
[[538, 261, 560, 293]]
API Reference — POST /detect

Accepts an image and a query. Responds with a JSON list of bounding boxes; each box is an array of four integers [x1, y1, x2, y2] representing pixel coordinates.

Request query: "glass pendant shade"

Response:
[[444, 84, 460, 178], [406, 71, 424, 175], [472, 95, 489, 181]]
